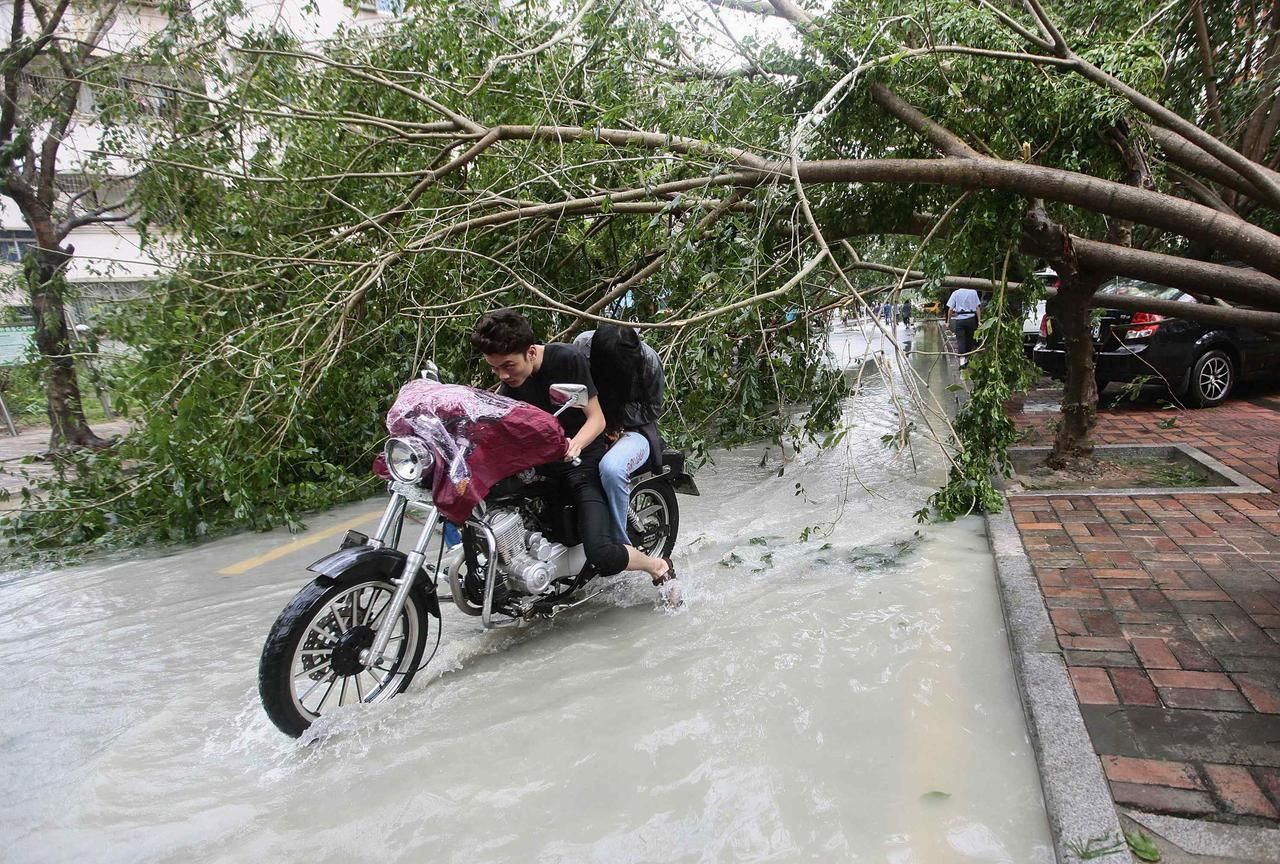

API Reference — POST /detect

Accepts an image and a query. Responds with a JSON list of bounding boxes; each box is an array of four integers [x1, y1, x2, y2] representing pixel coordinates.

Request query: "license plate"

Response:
[[1091, 321, 1102, 339]]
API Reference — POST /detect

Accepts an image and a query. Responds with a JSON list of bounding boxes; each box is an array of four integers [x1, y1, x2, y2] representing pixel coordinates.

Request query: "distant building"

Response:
[[0, 1, 398, 341]]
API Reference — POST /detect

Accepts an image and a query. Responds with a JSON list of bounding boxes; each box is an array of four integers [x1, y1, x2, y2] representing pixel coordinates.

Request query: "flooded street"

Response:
[[1, 323, 1053, 863]]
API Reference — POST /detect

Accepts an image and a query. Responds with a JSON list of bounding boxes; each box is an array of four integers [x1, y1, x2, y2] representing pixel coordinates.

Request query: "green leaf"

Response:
[[1125, 830, 1160, 862]]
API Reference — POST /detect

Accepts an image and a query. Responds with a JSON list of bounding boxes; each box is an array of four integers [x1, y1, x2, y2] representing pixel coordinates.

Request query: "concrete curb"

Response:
[[986, 507, 1133, 864]]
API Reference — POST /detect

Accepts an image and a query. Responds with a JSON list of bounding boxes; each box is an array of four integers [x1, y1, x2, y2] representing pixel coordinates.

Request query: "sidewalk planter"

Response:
[[1007, 443, 1270, 497]]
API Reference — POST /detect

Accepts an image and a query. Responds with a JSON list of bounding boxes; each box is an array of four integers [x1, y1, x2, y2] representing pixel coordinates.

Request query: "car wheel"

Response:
[[1187, 349, 1234, 408]]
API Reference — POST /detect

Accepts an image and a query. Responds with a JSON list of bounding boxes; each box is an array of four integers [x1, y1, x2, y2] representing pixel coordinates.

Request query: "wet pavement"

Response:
[[1010, 391, 1280, 843], [1, 324, 1054, 863]]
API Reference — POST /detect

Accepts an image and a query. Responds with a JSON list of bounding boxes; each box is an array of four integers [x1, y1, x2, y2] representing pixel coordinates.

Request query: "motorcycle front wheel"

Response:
[[258, 576, 430, 737]]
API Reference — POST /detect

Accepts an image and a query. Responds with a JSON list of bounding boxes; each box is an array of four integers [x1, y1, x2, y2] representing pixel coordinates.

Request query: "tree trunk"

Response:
[[24, 249, 107, 450], [1049, 279, 1102, 467], [1022, 200, 1105, 469]]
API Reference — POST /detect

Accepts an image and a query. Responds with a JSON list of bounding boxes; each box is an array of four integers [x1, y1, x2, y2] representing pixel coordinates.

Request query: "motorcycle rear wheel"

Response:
[[258, 576, 430, 737], [628, 479, 679, 559]]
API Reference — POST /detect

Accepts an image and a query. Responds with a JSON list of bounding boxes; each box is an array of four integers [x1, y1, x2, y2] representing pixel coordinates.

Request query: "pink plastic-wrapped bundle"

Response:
[[385, 380, 567, 523]]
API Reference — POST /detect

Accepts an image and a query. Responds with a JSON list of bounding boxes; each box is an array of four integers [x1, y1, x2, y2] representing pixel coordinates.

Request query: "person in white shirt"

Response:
[[945, 287, 981, 367]]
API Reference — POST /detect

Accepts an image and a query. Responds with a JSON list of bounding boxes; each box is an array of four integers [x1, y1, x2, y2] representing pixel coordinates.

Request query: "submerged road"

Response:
[[1, 323, 1053, 863]]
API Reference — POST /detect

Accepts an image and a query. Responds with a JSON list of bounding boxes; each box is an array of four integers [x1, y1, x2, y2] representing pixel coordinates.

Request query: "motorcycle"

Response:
[[258, 367, 699, 737]]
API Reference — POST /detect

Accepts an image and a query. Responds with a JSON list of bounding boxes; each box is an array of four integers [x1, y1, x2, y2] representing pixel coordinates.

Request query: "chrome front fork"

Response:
[[360, 493, 440, 667]]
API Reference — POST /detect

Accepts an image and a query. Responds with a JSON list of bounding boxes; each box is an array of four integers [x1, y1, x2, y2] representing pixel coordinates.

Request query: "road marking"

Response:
[[218, 508, 384, 576]]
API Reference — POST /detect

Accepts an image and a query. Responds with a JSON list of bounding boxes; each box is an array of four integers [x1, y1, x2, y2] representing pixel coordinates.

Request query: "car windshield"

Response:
[[1098, 278, 1193, 303]]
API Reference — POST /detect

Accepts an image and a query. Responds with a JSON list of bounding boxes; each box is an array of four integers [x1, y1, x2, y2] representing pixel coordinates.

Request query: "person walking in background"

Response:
[[945, 286, 981, 367], [899, 300, 912, 325]]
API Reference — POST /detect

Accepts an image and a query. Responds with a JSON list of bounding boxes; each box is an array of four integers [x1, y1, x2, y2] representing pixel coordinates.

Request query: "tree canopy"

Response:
[[9, 0, 1279, 549]]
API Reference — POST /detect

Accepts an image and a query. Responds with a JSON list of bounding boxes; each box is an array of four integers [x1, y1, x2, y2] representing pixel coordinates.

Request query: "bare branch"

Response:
[[583, 188, 749, 316], [706, 0, 779, 15], [233, 46, 485, 134], [967, 0, 1053, 50], [467, 0, 601, 97], [1191, 0, 1225, 136]]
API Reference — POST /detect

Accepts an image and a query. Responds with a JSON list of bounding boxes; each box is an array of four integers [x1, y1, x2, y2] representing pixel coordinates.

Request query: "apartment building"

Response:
[[0, 0, 396, 351]]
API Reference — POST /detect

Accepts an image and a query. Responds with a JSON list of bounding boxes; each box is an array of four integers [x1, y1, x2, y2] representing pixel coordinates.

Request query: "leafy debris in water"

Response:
[[845, 536, 921, 568], [920, 790, 950, 801], [1126, 830, 1160, 862], [749, 537, 769, 546], [720, 552, 743, 568]]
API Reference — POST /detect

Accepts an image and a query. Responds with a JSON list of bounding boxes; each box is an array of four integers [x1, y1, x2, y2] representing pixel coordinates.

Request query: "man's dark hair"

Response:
[[471, 308, 536, 355]]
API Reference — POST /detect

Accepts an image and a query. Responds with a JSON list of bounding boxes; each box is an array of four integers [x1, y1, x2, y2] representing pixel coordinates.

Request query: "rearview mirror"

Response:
[[549, 383, 589, 416]]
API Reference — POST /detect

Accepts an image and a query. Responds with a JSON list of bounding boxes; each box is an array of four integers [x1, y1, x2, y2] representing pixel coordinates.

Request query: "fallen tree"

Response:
[[8, 0, 1280, 548]]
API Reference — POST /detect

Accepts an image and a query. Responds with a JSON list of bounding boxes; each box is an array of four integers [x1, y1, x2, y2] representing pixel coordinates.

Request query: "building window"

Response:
[[0, 230, 35, 264], [376, 0, 403, 14]]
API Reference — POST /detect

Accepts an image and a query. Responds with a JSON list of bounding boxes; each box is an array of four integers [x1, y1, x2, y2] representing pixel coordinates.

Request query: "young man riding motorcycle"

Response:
[[471, 309, 679, 602]]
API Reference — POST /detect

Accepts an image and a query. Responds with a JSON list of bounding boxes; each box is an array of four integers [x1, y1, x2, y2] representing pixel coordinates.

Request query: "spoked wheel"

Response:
[[1187, 349, 1234, 408], [627, 479, 679, 558], [259, 577, 429, 737]]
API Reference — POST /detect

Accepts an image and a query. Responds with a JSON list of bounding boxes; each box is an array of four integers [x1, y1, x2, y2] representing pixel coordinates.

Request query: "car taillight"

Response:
[[1126, 311, 1164, 340], [1039, 314, 1049, 338]]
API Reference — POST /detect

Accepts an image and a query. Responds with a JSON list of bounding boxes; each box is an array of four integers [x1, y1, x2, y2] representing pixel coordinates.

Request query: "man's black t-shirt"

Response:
[[500, 343, 602, 454]]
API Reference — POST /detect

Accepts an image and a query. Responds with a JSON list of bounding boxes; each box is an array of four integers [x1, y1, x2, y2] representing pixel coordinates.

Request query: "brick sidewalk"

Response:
[[1009, 397, 1280, 828]]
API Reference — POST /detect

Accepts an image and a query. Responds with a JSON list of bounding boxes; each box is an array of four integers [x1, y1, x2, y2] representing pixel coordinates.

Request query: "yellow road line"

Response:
[[218, 508, 385, 576]]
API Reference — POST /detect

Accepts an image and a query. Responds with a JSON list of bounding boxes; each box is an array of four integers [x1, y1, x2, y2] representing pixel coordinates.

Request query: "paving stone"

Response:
[[1066, 650, 1140, 668], [1158, 687, 1252, 711], [1131, 637, 1181, 669], [1069, 667, 1118, 704], [1082, 609, 1122, 636], [1102, 754, 1203, 789], [1204, 764, 1280, 819], [1109, 781, 1217, 816], [1231, 674, 1280, 713], [1061, 636, 1132, 652], [1148, 669, 1235, 690], [1080, 704, 1280, 767], [1110, 668, 1161, 707]]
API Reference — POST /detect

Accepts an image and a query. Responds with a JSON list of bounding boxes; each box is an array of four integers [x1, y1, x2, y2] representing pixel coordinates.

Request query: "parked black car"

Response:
[[1032, 278, 1280, 407]]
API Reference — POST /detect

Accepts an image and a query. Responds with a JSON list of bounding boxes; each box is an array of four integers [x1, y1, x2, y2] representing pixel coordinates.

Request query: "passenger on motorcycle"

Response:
[[572, 325, 664, 546], [471, 309, 678, 599]]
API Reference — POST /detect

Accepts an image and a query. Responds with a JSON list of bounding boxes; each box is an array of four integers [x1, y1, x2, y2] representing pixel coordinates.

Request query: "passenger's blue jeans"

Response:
[[600, 431, 650, 546]]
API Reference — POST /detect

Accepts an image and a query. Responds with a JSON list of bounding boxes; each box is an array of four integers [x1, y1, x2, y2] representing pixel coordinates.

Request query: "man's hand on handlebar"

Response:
[[564, 437, 583, 463]]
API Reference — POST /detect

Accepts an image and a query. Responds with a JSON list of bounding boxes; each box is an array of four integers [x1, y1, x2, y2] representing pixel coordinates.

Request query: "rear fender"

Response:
[[671, 473, 700, 496], [630, 467, 700, 496], [308, 545, 441, 619]]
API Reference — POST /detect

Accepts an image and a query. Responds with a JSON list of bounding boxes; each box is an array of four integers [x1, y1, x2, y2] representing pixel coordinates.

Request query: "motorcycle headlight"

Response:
[[385, 437, 433, 483]]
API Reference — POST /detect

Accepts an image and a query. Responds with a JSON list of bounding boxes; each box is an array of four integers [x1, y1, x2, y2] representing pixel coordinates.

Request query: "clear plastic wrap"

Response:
[[385, 379, 567, 523]]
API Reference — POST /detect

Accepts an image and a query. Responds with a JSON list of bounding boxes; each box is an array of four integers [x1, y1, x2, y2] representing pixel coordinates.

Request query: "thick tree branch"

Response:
[[1147, 124, 1280, 209], [1071, 237, 1280, 309], [868, 82, 980, 158], [997, 3, 1280, 209], [1045, 286, 1280, 332]]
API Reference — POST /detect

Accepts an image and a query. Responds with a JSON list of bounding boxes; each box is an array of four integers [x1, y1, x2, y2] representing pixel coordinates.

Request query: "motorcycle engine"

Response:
[[487, 508, 586, 595]]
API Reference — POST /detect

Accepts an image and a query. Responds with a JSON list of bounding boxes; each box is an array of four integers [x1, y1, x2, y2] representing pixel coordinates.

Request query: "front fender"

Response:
[[308, 545, 441, 619]]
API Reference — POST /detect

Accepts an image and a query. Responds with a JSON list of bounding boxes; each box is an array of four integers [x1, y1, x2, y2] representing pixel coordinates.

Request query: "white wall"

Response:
[[1, 1, 398, 315]]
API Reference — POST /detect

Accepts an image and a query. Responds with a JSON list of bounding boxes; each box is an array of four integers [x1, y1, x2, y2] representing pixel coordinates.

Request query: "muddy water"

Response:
[[1, 323, 1052, 863]]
